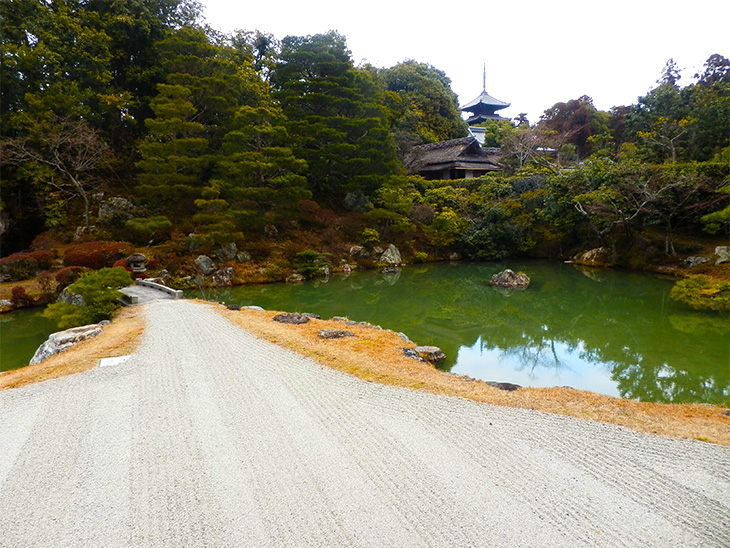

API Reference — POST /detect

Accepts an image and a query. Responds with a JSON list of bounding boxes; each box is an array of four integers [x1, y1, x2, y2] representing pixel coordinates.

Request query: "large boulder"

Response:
[[715, 246, 729, 265], [214, 243, 238, 262], [98, 197, 135, 227], [343, 191, 373, 213], [489, 269, 531, 288], [573, 247, 613, 267], [212, 267, 235, 287], [30, 322, 107, 365], [194, 255, 216, 275], [349, 245, 370, 260], [378, 244, 402, 266], [57, 287, 85, 306]]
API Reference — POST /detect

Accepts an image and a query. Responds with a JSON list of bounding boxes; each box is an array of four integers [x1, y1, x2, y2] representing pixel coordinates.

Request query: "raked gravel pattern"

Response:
[[0, 299, 728, 547]]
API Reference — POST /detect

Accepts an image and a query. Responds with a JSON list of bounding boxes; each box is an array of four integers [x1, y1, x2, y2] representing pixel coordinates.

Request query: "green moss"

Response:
[[669, 275, 730, 312]]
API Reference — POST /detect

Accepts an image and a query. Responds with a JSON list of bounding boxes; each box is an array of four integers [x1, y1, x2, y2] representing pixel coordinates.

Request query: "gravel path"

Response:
[[1, 299, 728, 547]]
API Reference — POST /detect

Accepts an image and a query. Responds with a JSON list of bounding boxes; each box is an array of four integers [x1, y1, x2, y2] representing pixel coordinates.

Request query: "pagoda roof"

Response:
[[460, 90, 510, 113]]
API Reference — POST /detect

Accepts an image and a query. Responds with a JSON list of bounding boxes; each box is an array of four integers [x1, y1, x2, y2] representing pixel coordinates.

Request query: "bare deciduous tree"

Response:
[[0, 117, 112, 228]]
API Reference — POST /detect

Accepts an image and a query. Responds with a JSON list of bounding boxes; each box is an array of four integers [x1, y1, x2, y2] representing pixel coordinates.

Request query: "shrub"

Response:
[[0, 253, 39, 282], [293, 250, 332, 279], [360, 228, 380, 247], [44, 267, 133, 329], [28, 250, 55, 269], [55, 266, 92, 288], [670, 275, 730, 312], [63, 241, 134, 270], [37, 271, 55, 294], [11, 286, 34, 307]]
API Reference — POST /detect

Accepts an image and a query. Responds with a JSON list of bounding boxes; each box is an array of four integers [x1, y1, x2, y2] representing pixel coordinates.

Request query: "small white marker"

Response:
[[98, 355, 131, 367]]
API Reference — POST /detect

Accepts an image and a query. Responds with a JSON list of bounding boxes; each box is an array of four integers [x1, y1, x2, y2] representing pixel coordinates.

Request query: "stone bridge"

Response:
[[119, 279, 183, 306]]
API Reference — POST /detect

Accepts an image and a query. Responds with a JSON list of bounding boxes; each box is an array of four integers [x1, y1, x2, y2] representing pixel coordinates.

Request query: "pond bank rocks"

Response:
[[317, 329, 355, 339], [30, 322, 110, 365]]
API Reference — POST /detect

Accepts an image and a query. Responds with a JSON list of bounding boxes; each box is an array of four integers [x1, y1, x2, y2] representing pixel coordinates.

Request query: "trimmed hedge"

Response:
[[63, 241, 134, 270], [0, 253, 39, 282]]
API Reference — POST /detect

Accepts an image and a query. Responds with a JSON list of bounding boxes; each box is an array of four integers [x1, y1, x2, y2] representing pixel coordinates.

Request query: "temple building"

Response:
[[404, 137, 501, 180], [404, 67, 510, 179]]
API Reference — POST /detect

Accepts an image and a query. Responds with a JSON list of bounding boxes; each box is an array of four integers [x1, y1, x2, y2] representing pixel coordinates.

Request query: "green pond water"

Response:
[[1, 261, 728, 404], [0, 307, 58, 372], [190, 260, 730, 405]]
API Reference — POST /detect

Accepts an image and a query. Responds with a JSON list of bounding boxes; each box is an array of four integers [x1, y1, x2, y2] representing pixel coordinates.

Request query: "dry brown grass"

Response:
[[3, 300, 728, 445], [0, 306, 144, 391], [213, 303, 730, 446]]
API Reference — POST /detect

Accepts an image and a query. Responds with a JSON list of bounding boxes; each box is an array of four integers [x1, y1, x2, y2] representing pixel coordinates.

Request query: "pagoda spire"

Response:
[[460, 67, 511, 125]]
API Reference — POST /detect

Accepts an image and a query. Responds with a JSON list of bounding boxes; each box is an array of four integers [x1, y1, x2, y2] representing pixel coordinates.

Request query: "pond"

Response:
[[0, 307, 58, 372], [190, 260, 729, 405]]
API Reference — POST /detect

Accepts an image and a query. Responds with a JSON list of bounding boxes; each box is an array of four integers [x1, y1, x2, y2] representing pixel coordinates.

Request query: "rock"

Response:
[[485, 381, 521, 391], [264, 224, 278, 239], [212, 267, 235, 286], [317, 329, 355, 339], [343, 191, 373, 213], [57, 287, 85, 306], [242, 305, 264, 311], [236, 251, 252, 263], [395, 332, 412, 343], [302, 312, 321, 319], [574, 247, 613, 267], [214, 243, 238, 261], [331, 316, 349, 321], [272, 313, 311, 325], [349, 245, 369, 259], [413, 345, 446, 363], [402, 348, 427, 362], [715, 246, 730, 265], [342, 264, 352, 273], [448, 253, 462, 261], [74, 225, 98, 241], [194, 255, 216, 275], [226, 304, 241, 311], [98, 197, 135, 227], [489, 269, 531, 288], [378, 244, 402, 266], [685, 256, 711, 268], [0, 299, 12, 308], [287, 273, 305, 283], [30, 323, 105, 365], [409, 204, 434, 225]]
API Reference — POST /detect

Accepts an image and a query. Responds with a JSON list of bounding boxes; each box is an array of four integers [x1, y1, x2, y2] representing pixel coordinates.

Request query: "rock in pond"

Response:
[[489, 269, 531, 288], [286, 273, 306, 283], [317, 329, 355, 339], [378, 244, 402, 266], [30, 322, 108, 365]]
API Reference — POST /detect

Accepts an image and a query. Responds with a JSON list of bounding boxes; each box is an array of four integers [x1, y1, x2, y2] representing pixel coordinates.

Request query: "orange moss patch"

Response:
[[0, 306, 144, 391], [212, 303, 730, 446]]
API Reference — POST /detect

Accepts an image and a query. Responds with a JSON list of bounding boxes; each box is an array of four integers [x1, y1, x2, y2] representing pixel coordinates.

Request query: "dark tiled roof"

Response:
[[404, 137, 501, 173], [460, 90, 510, 111]]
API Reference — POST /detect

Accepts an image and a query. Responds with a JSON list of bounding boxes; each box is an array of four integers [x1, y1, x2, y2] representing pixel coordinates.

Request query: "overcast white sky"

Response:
[[201, 0, 728, 125]]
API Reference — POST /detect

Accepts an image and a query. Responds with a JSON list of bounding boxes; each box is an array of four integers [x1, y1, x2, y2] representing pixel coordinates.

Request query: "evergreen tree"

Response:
[[271, 32, 401, 202]]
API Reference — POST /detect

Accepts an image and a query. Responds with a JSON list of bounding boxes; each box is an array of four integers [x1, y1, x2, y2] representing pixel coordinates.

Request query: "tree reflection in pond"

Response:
[[192, 261, 730, 405]]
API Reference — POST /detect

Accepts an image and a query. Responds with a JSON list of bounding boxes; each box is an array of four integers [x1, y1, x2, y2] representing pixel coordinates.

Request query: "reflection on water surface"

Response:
[[192, 261, 730, 405]]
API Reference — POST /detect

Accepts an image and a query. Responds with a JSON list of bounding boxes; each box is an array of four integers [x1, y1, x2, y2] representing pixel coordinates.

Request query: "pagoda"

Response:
[[460, 66, 510, 125]]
